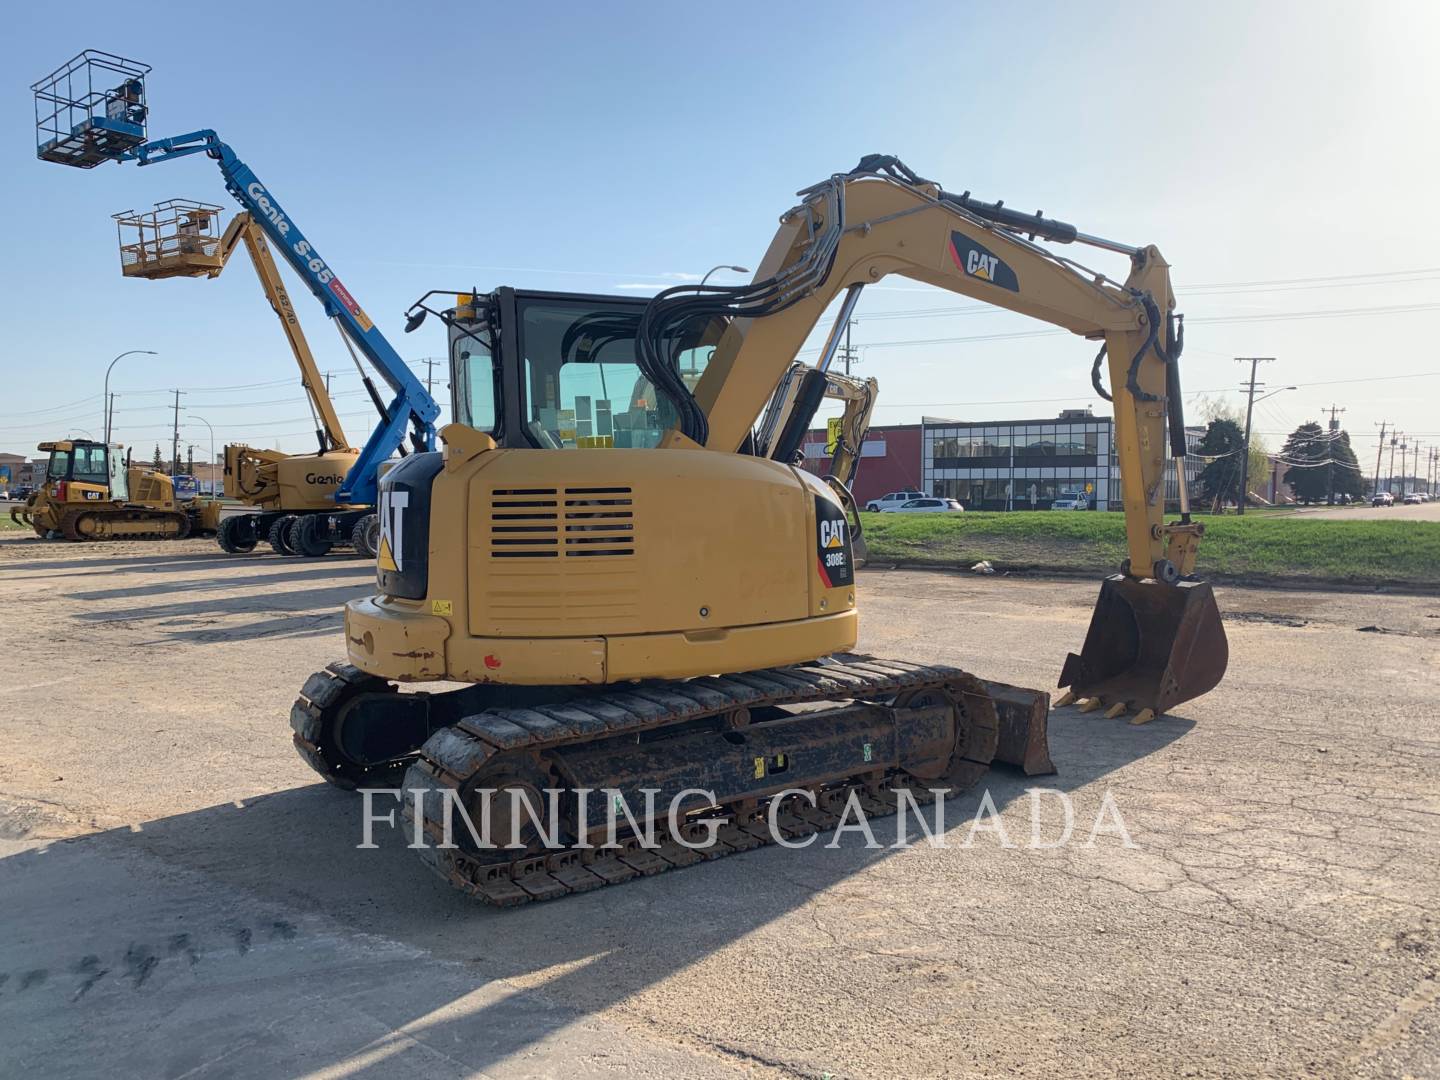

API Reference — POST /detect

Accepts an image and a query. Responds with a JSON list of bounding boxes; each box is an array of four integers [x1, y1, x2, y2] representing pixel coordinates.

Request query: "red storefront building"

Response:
[[799, 423, 924, 507]]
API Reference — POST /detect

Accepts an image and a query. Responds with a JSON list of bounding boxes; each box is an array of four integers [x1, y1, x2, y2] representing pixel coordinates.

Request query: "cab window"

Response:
[[71, 445, 109, 486], [518, 299, 722, 449], [110, 450, 129, 501], [451, 321, 500, 435]]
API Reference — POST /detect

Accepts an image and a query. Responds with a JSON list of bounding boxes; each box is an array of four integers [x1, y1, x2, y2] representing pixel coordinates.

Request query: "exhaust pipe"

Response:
[[1058, 575, 1228, 721]]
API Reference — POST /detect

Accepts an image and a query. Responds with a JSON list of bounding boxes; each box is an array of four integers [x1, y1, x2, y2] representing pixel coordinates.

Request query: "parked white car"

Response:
[[884, 497, 965, 513], [865, 490, 925, 512], [1372, 491, 1394, 507], [1049, 491, 1091, 511]]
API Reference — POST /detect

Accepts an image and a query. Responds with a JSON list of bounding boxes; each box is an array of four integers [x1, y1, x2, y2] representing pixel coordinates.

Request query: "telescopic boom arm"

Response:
[[213, 213, 349, 454], [122, 130, 439, 504]]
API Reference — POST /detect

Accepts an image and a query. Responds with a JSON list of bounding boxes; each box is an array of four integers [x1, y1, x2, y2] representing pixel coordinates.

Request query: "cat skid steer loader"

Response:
[[292, 156, 1228, 904]]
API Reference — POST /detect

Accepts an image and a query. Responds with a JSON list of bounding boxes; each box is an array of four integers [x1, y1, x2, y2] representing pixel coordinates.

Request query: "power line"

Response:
[[0, 392, 103, 419], [848, 269, 1440, 323], [800, 301, 1440, 356], [1183, 266, 1440, 290]]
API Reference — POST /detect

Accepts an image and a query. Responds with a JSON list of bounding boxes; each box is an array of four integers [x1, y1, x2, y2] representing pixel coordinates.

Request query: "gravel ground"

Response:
[[0, 534, 1436, 1079]]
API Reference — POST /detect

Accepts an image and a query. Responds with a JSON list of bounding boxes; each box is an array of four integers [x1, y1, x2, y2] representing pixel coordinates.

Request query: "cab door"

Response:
[[109, 447, 128, 501]]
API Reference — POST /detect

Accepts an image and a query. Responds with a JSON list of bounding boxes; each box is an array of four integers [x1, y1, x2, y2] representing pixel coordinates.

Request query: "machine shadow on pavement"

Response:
[[0, 548, 364, 575], [0, 713, 1192, 1078], [69, 583, 373, 638], [62, 562, 374, 602]]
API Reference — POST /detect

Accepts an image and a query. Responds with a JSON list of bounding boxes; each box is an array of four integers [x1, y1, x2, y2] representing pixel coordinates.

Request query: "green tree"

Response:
[[1194, 418, 1246, 509], [1195, 394, 1270, 500], [1280, 422, 1331, 504], [151, 444, 163, 470], [1328, 430, 1364, 502]]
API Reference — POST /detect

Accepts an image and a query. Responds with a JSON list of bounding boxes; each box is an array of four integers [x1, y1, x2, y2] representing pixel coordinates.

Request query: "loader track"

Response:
[[389, 655, 1002, 907]]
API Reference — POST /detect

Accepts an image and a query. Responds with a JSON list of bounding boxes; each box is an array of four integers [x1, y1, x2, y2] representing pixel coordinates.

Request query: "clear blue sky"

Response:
[[3, 1, 1437, 470]]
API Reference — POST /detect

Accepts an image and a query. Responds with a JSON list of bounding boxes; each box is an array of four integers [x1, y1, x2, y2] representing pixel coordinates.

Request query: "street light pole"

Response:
[[698, 264, 750, 288], [102, 349, 157, 445], [187, 414, 216, 495], [1236, 357, 1275, 515]]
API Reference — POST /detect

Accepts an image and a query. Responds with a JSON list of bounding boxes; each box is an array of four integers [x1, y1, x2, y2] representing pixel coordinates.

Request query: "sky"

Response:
[[2, 1, 1438, 476]]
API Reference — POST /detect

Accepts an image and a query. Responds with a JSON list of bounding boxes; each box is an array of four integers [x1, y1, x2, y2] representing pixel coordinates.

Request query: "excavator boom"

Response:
[[638, 158, 1227, 718]]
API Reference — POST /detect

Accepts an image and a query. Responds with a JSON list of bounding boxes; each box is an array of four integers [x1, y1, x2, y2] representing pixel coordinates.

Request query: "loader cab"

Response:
[[38, 439, 127, 500], [445, 289, 723, 450]]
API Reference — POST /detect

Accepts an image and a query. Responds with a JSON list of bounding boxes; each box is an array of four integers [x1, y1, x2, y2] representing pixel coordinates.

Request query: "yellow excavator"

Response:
[[12, 439, 220, 540], [113, 201, 371, 557], [756, 360, 878, 549], [292, 156, 1228, 905]]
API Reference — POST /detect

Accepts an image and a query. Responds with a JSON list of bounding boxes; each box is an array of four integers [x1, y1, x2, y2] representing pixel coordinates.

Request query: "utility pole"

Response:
[[324, 371, 332, 394], [1321, 404, 1346, 504], [169, 389, 186, 476], [1236, 357, 1274, 515], [1388, 433, 1402, 496], [838, 317, 859, 376], [423, 357, 437, 396], [1373, 421, 1389, 500]]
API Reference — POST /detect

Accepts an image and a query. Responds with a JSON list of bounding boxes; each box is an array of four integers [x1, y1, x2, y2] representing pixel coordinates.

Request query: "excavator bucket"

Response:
[[1058, 575, 1228, 719]]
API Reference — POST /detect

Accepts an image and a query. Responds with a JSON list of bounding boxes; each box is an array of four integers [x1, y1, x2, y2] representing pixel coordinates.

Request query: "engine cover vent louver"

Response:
[[489, 487, 633, 558]]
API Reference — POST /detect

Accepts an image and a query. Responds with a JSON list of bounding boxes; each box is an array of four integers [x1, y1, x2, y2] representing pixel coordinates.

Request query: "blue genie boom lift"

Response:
[[32, 50, 440, 553]]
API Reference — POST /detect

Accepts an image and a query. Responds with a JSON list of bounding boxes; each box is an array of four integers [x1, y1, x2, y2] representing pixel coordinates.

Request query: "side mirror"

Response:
[[404, 308, 427, 333]]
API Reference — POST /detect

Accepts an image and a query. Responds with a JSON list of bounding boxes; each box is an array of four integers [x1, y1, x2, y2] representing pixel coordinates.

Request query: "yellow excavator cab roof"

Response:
[[35, 440, 123, 452]]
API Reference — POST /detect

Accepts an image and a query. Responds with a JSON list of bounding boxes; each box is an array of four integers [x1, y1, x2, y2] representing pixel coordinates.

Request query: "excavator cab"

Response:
[[445, 288, 724, 451]]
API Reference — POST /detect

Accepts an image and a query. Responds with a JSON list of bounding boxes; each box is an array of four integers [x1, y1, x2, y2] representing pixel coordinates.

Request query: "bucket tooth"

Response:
[[1103, 702, 1127, 719], [1059, 574, 1228, 717], [1130, 708, 1157, 726], [1053, 690, 1076, 708], [1079, 697, 1103, 713]]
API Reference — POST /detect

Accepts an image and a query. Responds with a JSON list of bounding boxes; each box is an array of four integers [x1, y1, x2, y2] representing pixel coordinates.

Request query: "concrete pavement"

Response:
[[1, 537, 1437, 1078]]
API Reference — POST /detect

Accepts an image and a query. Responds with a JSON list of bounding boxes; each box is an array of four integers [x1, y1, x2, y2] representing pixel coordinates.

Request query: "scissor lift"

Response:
[[113, 199, 226, 278], [32, 50, 151, 169]]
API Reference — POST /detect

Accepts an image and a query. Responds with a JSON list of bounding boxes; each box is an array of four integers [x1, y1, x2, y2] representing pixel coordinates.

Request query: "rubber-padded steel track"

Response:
[[398, 654, 1001, 906], [290, 662, 400, 789]]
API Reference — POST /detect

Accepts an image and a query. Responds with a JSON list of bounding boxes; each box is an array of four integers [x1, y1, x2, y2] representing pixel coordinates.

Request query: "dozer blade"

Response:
[[1058, 574, 1228, 718]]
